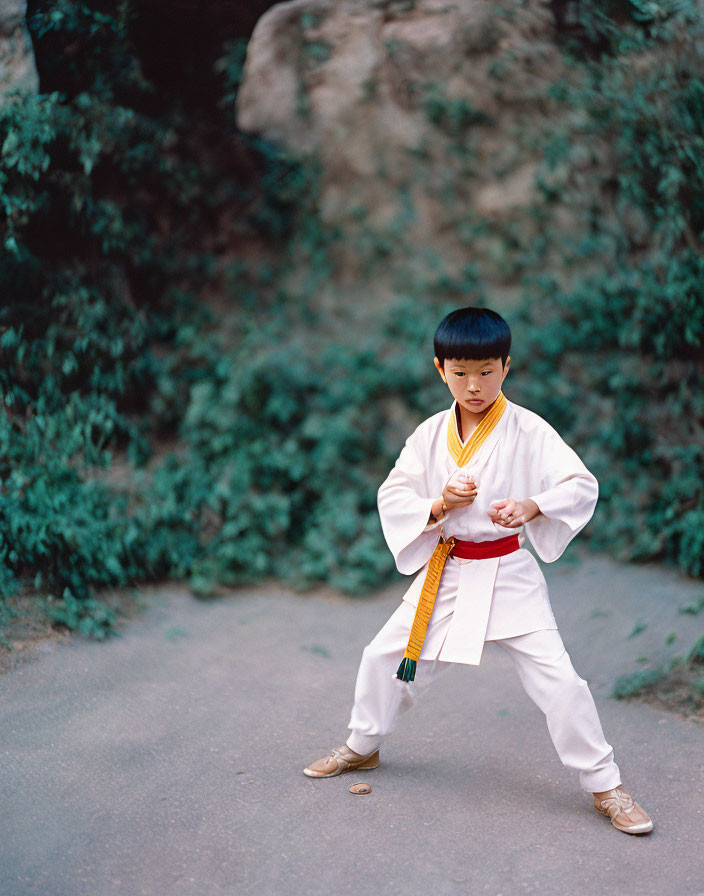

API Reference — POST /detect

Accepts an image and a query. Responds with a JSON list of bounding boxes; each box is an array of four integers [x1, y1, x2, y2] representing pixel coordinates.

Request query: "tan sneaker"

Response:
[[303, 744, 380, 778], [593, 787, 653, 834]]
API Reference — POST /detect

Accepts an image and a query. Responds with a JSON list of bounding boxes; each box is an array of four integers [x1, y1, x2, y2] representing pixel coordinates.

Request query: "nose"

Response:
[[467, 380, 480, 393]]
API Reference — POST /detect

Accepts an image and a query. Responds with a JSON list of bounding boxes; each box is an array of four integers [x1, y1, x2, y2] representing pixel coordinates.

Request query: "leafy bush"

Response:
[[549, 0, 688, 57], [0, 1, 320, 636], [141, 299, 451, 597], [511, 0, 704, 579]]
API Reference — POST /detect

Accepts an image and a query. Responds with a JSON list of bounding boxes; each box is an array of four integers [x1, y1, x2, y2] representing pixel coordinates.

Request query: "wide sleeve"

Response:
[[377, 421, 444, 575], [522, 424, 599, 563]]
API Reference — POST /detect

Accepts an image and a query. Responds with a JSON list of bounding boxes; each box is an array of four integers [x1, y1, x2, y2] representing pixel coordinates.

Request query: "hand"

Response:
[[488, 497, 540, 528], [429, 473, 478, 523], [443, 472, 478, 511]]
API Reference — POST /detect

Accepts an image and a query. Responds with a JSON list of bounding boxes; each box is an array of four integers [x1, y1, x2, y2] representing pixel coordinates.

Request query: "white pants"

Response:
[[346, 605, 621, 794]]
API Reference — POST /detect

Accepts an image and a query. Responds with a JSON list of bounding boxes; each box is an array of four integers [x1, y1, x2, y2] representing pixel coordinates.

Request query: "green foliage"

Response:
[[520, 2, 704, 712], [0, 0, 321, 638], [423, 84, 492, 137], [511, 2, 704, 580], [550, 0, 692, 57], [679, 597, 704, 615], [302, 40, 332, 67], [159, 300, 448, 596], [45, 588, 116, 639], [613, 639, 704, 708], [687, 635, 704, 665], [612, 666, 666, 698], [4, 0, 704, 654]]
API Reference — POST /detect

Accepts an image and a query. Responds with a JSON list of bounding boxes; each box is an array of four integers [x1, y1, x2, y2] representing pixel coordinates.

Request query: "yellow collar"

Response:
[[447, 391, 507, 466]]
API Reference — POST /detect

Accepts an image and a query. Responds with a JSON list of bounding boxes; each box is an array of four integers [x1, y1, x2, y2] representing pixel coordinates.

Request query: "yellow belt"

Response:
[[394, 534, 456, 682]]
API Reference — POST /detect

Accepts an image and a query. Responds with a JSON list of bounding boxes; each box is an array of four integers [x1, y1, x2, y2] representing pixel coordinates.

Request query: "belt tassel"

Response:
[[395, 534, 456, 682]]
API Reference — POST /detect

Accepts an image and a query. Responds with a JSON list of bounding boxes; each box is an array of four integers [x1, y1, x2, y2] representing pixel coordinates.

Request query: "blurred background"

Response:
[[0, 1, 702, 699]]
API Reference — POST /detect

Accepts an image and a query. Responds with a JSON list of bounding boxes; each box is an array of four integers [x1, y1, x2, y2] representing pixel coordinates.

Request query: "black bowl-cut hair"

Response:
[[434, 307, 511, 367]]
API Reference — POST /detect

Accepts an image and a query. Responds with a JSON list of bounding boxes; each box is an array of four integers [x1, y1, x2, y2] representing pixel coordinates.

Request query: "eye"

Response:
[[481, 371, 491, 376], [453, 371, 466, 377]]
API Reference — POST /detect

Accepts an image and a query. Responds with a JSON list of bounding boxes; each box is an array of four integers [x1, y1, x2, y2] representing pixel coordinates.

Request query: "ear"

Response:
[[433, 356, 447, 383], [501, 356, 511, 382]]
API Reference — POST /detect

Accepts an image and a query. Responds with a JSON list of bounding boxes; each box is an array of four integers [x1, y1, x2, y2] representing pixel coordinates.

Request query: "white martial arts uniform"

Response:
[[346, 397, 622, 793]]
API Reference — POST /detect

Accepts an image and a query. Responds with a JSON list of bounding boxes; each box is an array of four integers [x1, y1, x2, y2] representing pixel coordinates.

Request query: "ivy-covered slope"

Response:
[[0, 0, 702, 648], [512, 1, 704, 577], [0, 1, 316, 637]]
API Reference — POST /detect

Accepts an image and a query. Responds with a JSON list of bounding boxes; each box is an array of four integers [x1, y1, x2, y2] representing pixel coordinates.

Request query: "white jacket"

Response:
[[376, 399, 598, 664]]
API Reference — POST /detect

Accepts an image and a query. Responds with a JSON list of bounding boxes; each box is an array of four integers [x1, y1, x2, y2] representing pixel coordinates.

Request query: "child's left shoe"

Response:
[[593, 787, 653, 834]]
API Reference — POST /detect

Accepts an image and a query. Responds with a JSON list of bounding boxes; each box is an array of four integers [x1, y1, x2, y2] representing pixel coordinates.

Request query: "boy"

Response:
[[303, 307, 652, 836]]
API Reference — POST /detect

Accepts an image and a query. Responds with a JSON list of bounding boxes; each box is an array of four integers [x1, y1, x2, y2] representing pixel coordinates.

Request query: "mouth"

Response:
[[467, 398, 483, 404]]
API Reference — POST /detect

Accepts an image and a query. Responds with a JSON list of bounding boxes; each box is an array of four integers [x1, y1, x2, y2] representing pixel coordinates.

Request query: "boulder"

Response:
[[0, 0, 38, 96], [236, 0, 565, 286]]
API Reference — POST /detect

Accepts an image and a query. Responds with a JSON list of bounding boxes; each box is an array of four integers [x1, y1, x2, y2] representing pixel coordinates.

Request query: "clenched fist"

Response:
[[487, 497, 540, 528]]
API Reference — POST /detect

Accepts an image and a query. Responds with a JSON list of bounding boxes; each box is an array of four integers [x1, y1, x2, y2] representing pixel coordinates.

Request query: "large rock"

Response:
[[0, 0, 37, 96], [237, 0, 563, 290]]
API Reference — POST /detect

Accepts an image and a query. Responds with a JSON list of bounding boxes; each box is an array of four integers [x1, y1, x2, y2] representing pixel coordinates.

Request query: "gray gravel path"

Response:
[[1, 550, 703, 896]]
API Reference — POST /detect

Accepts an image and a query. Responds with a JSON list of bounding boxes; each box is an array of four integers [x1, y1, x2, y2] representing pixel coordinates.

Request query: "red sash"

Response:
[[450, 533, 520, 559]]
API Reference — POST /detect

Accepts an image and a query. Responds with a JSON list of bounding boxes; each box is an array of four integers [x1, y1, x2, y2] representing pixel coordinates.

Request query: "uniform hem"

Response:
[[579, 764, 622, 794], [346, 731, 383, 755], [484, 623, 558, 642]]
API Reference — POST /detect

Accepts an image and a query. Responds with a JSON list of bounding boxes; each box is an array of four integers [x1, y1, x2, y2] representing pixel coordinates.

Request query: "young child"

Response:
[[303, 307, 652, 835]]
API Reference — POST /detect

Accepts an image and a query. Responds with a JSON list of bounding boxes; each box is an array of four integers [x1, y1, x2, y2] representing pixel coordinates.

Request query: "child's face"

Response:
[[433, 355, 510, 415]]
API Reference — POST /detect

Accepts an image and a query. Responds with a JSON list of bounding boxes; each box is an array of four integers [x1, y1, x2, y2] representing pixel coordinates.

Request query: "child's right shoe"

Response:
[[593, 787, 653, 834], [303, 744, 380, 778]]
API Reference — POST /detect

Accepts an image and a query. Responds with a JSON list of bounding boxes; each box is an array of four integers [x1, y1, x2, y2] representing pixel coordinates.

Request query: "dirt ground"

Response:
[[635, 667, 704, 724], [0, 586, 149, 676], [0, 594, 72, 675]]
